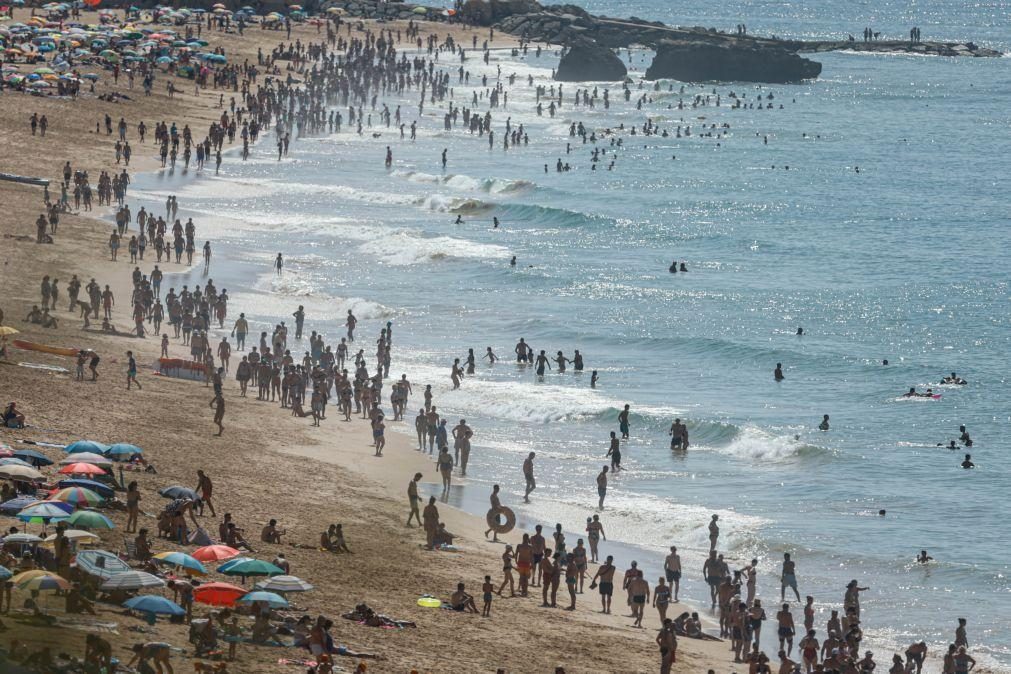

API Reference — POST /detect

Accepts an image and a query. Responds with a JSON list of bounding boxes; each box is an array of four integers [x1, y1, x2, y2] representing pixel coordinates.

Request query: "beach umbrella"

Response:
[[17, 502, 71, 523], [59, 452, 112, 466], [46, 529, 100, 544], [0, 496, 38, 514], [218, 557, 283, 579], [158, 486, 199, 500], [59, 463, 107, 476], [192, 545, 240, 563], [104, 442, 142, 456], [12, 449, 52, 466], [254, 575, 314, 593], [50, 487, 104, 507], [65, 440, 109, 455], [0, 326, 16, 336], [68, 510, 114, 530], [75, 549, 129, 579], [101, 570, 165, 591], [237, 590, 288, 608], [193, 581, 245, 606], [0, 458, 36, 469], [3, 533, 43, 545], [152, 551, 206, 575], [57, 479, 114, 498], [15, 572, 70, 592], [412, 6, 427, 13], [11, 570, 49, 584], [0, 465, 44, 481], [0, 567, 11, 581], [124, 595, 184, 617]]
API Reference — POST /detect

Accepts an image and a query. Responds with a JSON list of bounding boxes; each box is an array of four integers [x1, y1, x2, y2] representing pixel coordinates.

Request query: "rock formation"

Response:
[[645, 41, 822, 83], [554, 38, 627, 81]]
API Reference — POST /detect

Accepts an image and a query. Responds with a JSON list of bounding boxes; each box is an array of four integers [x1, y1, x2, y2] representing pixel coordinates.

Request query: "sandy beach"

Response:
[[0, 9, 737, 673]]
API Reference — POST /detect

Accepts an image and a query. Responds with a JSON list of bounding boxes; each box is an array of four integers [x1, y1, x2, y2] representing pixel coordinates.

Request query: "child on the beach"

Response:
[[225, 616, 241, 660], [482, 575, 494, 617]]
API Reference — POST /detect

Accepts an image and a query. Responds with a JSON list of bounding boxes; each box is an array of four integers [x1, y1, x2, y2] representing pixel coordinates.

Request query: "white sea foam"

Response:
[[357, 231, 509, 266]]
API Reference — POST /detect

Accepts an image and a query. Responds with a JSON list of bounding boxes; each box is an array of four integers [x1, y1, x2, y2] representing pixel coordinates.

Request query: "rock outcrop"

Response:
[[554, 38, 627, 81], [645, 41, 822, 83]]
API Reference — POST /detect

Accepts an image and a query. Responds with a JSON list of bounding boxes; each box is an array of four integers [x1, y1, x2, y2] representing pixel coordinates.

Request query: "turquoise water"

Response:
[[130, 6, 1010, 668]]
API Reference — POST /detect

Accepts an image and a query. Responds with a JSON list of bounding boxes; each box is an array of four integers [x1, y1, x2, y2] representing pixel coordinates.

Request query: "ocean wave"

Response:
[[394, 169, 534, 195], [421, 194, 496, 214], [357, 231, 510, 266], [715, 425, 826, 462]]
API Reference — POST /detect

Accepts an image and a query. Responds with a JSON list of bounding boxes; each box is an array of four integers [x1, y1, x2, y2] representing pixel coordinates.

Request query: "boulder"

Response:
[[645, 41, 821, 83], [553, 38, 627, 81]]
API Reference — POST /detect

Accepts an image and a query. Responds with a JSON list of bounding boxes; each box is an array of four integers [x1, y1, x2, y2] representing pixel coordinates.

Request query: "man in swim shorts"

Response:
[[591, 555, 616, 614]]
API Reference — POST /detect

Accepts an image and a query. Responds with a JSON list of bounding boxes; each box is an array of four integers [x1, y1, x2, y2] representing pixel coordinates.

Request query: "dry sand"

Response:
[[0, 10, 733, 673]]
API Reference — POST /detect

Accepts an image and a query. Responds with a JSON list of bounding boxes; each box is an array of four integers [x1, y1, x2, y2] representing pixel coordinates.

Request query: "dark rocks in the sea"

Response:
[[553, 38, 627, 81], [645, 41, 822, 83]]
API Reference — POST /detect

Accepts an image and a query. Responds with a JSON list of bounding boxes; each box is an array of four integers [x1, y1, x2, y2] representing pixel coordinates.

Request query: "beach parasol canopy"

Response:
[[104, 443, 142, 458], [193, 581, 245, 606], [75, 549, 130, 579], [192, 545, 240, 563], [57, 479, 114, 498], [219, 557, 284, 579], [0, 465, 44, 481], [15, 572, 71, 592], [101, 570, 165, 591], [124, 595, 184, 616], [0, 326, 20, 337], [50, 487, 104, 507], [0, 458, 36, 469], [158, 486, 199, 501], [237, 590, 288, 608], [0, 567, 11, 581], [152, 551, 206, 575], [17, 502, 71, 523], [47, 529, 101, 544], [59, 462, 108, 476], [59, 452, 112, 466], [64, 440, 109, 455], [3, 533, 43, 544], [254, 575, 314, 593], [67, 509, 114, 530], [0, 496, 37, 514], [11, 449, 52, 466]]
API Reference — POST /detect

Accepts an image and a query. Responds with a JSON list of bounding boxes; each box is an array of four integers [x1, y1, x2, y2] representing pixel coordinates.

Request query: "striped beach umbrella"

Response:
[[254, 575, 314, 593], [100, 570, 165, 591], [50, 487, 104, 507], [67, 510, 114, 530], [75, 550, 130, 579], [15, 572, 71, 592]]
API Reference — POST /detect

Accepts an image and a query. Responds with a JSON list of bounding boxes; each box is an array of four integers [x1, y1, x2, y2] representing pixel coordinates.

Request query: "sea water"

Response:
[[129, 0, 1011, 667]]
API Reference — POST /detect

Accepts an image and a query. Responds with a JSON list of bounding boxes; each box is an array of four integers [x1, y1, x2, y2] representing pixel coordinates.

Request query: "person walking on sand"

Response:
[[195, 470, 216, 517], [597, 465, 609, 509], [523, 452, 536, 502], [628, 570, 650, 627], [126, 351, 142, 390], [484, 484, 503, 542], [407, 473, 423, 527], [210, 392, 225, 436]]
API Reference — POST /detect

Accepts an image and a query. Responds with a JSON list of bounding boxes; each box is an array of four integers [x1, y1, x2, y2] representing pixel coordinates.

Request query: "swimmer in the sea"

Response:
[[669, 418, 688, 450], [774, 363, 785, 381], [796, 327, 804, 336], [510, 256, 516, 267], [484, 347, 498, 365], [903, 387, 931, 398], [818, 415, 829, 431], [455, 215, 463, 225], [493, 217, 500, 229], [590, 370, 598, 388], [669, 260, 678, 273], [942, 372, 967, 385], [916, 550, 933, 563], [959, 425, 973, 447], [961, 454, 974, 469], [679, 262, 687, 272]]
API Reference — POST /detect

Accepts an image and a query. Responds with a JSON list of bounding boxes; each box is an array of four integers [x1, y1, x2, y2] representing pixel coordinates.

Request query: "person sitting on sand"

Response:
[[450, 583, 479, 613], [432, 523, 455, 547], [224, 522, 254, 552], [330, 524, 352, 553], [341, 603, 417, 629], [261, 519, 285, 544], [134, 529, 153, 562], [1, 402, 25, 429]]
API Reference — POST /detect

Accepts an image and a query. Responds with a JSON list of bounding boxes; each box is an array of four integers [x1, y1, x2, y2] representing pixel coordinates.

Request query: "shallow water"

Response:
[[130, 4, 1011, 668]]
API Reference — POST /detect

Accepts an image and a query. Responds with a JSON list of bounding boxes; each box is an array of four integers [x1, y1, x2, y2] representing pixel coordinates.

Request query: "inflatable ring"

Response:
[[417, 596, 442, 608], [485, 506, 516, 535]]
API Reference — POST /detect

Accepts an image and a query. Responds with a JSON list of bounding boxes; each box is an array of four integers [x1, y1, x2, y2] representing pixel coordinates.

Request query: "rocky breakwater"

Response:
[[645, 40, 822, 83], [554, 37, 627, 81]]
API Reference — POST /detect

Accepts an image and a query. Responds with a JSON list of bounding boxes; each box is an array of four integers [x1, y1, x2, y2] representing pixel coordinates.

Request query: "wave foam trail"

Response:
[[357, 231, 510, 266]]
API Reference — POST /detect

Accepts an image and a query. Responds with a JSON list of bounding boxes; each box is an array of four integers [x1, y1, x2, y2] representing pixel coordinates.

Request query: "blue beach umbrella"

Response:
[[12, 449, 53, 467], [18, 502, 72, 523], [124, 595, 185, 617], [0, 567, 12, 581], [65, 440, 109, 455], [0, 496, 38, 514], [237, 591, 288, 608], [152, 551, 207, 575], [104, 443, 143, 459]]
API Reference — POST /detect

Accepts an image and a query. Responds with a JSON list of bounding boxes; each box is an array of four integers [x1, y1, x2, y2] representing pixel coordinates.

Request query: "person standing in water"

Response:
[[708, 515, 719, 551], [775, 363, 785, 381], [618, 404, 631, 439], [535, 350, 551, 376], [606, 431, 622, 471], [273, 253, 283, 276], [345, 310, 357, 342], [596, 465, 609, 509]]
